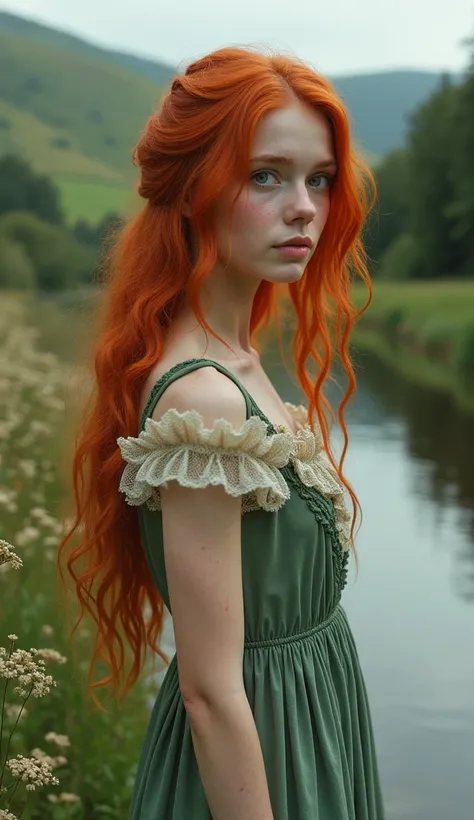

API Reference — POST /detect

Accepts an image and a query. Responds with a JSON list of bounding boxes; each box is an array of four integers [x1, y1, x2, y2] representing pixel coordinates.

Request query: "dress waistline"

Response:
[[244, 604, 343, 650]]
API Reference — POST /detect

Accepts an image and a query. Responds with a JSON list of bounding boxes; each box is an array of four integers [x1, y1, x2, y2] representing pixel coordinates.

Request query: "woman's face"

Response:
[[214, 99, 337, 285]]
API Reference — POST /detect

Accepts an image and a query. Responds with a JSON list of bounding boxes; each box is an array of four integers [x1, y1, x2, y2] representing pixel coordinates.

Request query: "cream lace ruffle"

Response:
[[283, 403, 351, 551], [117, 403, 352, 548], [117, 410, 294, 514]]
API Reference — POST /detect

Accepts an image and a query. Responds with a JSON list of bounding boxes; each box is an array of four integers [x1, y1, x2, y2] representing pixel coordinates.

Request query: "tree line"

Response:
[[367, 40, 474, 280], [0, 154, 122, 291]]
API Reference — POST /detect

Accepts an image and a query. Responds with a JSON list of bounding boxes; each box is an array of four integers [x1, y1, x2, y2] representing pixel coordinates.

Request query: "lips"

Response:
[[275, 237, 313, 248]]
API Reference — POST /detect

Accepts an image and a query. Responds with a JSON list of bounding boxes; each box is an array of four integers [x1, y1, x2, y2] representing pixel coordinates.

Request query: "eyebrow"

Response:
[[250, 154, 338, 169]]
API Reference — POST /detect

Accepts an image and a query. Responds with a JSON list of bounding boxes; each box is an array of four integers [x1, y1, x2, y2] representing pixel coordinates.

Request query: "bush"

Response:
[[0, 212, 96, 291], [453, 323, 474, 375], [0, 237, 36, 290], [0, 155, 64, 226], [379, 233, 422, 280]]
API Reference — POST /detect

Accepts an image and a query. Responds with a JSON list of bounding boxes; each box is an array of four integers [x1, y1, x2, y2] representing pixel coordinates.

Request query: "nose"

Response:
[[284, 182, 317, 225]]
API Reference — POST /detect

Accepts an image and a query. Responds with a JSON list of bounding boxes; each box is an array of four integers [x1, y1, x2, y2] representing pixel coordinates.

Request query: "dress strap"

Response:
[[140, 358, 256, 432]]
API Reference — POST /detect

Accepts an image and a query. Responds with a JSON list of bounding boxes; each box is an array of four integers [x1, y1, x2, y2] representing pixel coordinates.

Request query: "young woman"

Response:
[[59, 46, 385, 820]]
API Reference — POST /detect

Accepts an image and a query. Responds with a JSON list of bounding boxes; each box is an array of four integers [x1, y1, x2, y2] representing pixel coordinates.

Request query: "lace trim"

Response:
[[117, 410, 295, 513], [277, 403, 352, 554]]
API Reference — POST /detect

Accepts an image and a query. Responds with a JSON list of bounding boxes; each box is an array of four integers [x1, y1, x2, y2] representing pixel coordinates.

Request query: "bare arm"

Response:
[[154, 369, 274, 820]]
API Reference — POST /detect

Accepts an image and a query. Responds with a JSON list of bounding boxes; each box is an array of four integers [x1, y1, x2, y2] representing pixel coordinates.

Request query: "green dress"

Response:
[[117, 358, 385, 820]]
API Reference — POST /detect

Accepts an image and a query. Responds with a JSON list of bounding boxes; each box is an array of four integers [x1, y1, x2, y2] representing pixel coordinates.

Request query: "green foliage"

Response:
[[405, 77, 463, 278], [379, 234, 421, 281], [371, 54, 474, 281], [453, 323, 474, 374], [72, 212, 123, 249], [365, 149, 410, 269], [0, 236, 36, 289], [0, 153, 63, 224], [0, 211, 95, 290]]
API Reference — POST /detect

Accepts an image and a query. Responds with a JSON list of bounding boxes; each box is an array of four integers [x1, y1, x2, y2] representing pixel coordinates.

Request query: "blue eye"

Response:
[[251, 170, 334, 189], [252, 170, 278, 186], [309, 174, 332, 189]]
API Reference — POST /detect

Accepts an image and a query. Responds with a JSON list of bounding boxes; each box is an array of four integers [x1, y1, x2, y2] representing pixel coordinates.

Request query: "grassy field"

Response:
[[55, 176, 140, 224], [0, 293, 160, 818], [352, 279, 474, 411]]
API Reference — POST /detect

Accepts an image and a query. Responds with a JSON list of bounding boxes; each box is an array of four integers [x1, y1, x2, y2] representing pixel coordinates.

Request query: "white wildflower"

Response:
[[43, 535, 59, 547], [0, 488, 17, 509], [0, 810, 19, 819], [29, 420, 52, 436], [0, 540, 23, 570], [35, 649, 67, 665], [17, 459, 36, 479], [47, 792, 79, 804], [5, 702, 28, 720], [58, 793, 80, 803], [14, 527, 40, 547], [0, 646, 56, 698], [41, 625, 54, 637], [30, 507, 47, 519], [31, 748, 67, 768], [7, 754, 59, 790], [44, 732, 70, 749]]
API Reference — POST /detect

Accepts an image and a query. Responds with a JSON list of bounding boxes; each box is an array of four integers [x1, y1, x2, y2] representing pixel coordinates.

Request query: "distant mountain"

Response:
[[0, 10, 460, 220], [331, 71, 457, 157]]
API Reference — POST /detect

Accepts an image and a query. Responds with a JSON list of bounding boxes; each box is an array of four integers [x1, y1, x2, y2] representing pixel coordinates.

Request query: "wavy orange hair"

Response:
[[58, 46, 376, 708]]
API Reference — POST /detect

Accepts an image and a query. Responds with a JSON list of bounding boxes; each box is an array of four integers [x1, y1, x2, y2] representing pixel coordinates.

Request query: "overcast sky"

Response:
[[1, 0, 473, 76]]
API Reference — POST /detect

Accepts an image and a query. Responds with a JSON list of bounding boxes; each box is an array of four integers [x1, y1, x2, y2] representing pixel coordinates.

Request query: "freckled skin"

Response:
[[213, 100, 335, 287]]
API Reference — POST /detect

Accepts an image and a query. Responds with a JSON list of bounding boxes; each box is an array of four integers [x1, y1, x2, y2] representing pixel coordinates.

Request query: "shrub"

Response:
[[0, 237, 36, 290], [453, 323, 474, 375], [0, 212, 95, 291], [379, 233, 422, 280]]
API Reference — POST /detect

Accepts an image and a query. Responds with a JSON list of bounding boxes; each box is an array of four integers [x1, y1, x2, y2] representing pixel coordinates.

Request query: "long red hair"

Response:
[[58, 47, 376, 707]]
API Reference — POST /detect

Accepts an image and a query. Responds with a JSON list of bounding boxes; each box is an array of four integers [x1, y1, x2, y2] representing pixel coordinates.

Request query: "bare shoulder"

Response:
[[150, 365, 248, 429]]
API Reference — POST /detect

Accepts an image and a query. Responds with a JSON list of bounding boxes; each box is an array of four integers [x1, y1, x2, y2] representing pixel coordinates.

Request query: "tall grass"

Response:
[[0, 295, 159, 819]]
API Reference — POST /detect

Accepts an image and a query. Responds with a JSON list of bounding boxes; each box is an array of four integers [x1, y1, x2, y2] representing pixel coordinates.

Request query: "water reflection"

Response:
[[353, 350, 474, 604]]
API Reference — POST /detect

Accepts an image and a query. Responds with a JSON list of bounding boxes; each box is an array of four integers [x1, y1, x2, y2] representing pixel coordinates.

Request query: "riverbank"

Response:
[[352, 280, 474, 413]]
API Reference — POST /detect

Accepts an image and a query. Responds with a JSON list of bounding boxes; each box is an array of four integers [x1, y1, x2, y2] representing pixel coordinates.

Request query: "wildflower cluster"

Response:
[[0, 589, 76, 813], [0, 542, 22, 572], [0, 644, 55, 699], [6, 755, 59, 791]]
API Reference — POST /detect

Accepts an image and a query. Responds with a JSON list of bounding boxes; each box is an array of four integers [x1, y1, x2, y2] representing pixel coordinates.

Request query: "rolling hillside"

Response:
[[0, 10, 459, 222]]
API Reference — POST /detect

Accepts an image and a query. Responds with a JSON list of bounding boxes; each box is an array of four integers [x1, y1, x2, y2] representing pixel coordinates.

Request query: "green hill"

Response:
[[0, 10, 459, 222], [0, 10, 175, 87], [0, 27, 163, 177]]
